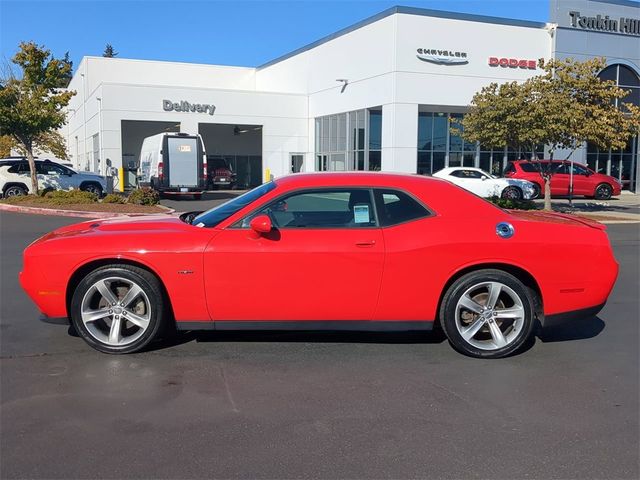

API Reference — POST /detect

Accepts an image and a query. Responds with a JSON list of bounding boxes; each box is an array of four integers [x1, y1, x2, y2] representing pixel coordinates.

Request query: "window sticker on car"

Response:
[[179, 145, 192, 153], [353, 204, 370, 224]]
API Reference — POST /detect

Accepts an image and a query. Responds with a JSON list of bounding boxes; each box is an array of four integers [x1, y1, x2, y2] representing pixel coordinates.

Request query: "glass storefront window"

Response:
[[315, 108, 382, 172]]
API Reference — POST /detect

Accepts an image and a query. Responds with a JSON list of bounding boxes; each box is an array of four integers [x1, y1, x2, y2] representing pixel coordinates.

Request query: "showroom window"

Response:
[[586, 64, 639, 192], [418, 111, 544, 176], [315, 108, 382, 171]]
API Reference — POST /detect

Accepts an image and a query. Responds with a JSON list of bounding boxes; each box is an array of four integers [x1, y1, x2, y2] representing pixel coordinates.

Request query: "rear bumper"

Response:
[[540, 303, 605, 328]]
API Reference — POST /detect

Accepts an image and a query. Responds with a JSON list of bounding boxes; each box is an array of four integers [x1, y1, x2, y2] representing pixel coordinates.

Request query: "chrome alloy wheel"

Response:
[[454, 281, 525, 351], [80, 276, 152, 347]]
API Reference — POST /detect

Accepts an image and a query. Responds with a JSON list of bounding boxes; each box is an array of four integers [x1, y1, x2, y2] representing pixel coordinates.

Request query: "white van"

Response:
[[138, 132, 207, 195]]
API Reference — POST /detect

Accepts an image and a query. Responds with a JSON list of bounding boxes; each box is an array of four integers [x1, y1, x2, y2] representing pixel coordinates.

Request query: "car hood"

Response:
[[36, 215, 194, 242]]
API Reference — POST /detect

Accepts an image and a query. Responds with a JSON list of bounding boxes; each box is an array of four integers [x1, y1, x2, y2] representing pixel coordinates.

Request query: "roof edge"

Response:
[[258, 5, 548, 70]]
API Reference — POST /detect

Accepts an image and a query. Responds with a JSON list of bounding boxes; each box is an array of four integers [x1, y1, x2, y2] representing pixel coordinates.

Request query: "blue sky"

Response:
[[1, 0, 549, 71]]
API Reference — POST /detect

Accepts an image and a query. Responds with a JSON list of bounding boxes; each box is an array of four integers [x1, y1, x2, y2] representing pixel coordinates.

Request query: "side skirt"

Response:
[[175, 321, 434, 332]]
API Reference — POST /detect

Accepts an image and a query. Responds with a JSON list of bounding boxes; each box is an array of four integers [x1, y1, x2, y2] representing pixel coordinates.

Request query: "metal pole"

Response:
[[80, 70, 88, 171], [97, 97, 104, 176], [569, 159, 574, 208]]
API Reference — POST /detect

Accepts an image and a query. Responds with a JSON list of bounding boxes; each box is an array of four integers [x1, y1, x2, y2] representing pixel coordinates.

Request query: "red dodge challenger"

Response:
[[20, 173, 618, 358]]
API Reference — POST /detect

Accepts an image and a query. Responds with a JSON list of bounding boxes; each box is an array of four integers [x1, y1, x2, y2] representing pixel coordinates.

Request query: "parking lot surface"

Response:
[[1, 211, 638, 479]]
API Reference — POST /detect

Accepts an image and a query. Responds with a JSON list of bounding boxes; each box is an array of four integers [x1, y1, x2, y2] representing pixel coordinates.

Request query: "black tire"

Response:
[[439, 269, 536, 359], [70, 264, 167, 354], [81, 182, 103, 197], [501, 186, 522, 200], [3, 184, 28, 197], [594, 183, 613, 200], [530, 183, 541, 200]]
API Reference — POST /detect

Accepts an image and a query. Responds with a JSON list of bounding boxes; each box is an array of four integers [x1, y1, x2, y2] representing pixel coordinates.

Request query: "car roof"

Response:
[[274, 171, 452, 189]]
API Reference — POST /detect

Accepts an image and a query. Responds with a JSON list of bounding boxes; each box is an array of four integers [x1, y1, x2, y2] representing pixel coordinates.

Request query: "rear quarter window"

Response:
[[374, 189, 431, 227]]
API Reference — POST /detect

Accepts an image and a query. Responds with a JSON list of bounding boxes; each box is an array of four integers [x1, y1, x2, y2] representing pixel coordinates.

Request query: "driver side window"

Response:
[[237, 189, 377, 229]]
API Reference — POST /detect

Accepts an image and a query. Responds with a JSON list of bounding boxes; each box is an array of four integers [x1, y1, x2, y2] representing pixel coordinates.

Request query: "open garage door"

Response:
[[121, 120, 180, 190], [198, 123, 262, 189]]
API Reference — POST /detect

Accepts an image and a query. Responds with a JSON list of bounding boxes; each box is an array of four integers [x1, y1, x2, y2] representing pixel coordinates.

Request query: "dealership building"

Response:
[[65, 0, 639, 192]]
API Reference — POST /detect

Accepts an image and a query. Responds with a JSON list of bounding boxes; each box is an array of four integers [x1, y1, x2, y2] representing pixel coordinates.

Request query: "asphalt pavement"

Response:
[[0, 211, 638, 479]]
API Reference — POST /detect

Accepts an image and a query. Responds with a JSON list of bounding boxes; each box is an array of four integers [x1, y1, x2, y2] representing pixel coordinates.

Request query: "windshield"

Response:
[[192, 181, 276, 228]]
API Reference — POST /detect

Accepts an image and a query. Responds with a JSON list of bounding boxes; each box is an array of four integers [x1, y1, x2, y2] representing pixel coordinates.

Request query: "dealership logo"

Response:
[[568, 11, 639, 36], [489, 57, 537, 69], [416, 48, 468, 65], [163, 100, 216, 115]]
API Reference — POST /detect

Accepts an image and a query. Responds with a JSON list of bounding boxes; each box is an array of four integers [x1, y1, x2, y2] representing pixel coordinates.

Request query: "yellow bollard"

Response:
[[118, 167, 125, 192], [265, 168, 271, 183]]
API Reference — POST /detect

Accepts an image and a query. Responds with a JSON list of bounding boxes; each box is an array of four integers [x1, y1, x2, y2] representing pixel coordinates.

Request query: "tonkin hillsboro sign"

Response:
[[163, 100, 216, 115], [568, 11, 640, 36]]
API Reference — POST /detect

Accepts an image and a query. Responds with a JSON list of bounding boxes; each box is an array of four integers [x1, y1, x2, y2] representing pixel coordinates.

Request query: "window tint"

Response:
[[504, 162, 516, 175], [553, 163, 568, 174], [571, 164, 589, 175], [519, 162, 541, 173], [451, 169, 483, 179], [242, 189, 376, 228], [193, 181, 276, 227], [37, 163, 65, 175], [242, 189, 377, 228], [374, 189, 430, 227], [7, 162, 26, 174]]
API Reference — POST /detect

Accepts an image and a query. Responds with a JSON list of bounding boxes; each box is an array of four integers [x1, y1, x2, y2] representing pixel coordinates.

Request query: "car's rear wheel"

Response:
[[81, 183, 103, 197], [501, 186, 522, 200], [4, 184, 28, 197], [439, 269, 535, 359], [70, 265, 165, 354], [594, 183, 613, 200]]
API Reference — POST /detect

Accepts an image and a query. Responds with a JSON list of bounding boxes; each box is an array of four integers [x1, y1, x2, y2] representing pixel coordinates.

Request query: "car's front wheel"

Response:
[[501, 186, 522, 200], [439, 269, 536, 359], [81, 183, 103, 197], [594, 183, 613, 200], [70, 265, 166, 354]]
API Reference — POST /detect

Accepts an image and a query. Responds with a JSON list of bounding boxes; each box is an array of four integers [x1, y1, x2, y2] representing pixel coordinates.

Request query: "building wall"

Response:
[[549, 0, 640, 164], [62, 4, 638, 190]]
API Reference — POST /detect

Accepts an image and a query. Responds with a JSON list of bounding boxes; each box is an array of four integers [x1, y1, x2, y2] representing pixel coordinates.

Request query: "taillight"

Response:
[[158, 162, 163, 181], [202, 161, 207, 179]]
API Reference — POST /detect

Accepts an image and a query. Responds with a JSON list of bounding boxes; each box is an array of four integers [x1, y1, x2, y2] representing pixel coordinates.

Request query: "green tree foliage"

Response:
[[0, 135, 15, 157], [0, 42, 75, 193], [103, 44, 118, 58], [457, 57, 640, 210]]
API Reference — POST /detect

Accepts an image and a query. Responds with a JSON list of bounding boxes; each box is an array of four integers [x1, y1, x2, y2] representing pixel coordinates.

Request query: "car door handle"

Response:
[[355, 240, 376, 247]]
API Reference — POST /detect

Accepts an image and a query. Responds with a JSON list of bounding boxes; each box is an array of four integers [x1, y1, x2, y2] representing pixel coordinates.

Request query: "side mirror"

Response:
[[249, 214, 272, 234], [481, 176, 487, 181]]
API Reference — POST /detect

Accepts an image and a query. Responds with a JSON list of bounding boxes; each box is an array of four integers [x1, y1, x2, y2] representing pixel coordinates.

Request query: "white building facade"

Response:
[[65, 0, 639, 192]]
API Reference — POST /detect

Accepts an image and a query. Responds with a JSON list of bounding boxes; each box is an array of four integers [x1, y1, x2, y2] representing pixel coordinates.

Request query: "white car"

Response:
[[433, 167, 537, 200], [0, 159, 107, 197]]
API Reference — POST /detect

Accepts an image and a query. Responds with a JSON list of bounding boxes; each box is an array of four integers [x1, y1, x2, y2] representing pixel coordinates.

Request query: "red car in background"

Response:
[[20, 173, 618, 359], [504, 160, 622, 200]]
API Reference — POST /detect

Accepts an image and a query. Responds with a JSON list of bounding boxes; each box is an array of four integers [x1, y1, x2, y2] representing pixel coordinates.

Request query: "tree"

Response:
[[0, 135, 14, 157], [457, 57, 640, 210], [103, 44, 118, 58], [59, 52, 73, 87], [0, 42, 75, 193]]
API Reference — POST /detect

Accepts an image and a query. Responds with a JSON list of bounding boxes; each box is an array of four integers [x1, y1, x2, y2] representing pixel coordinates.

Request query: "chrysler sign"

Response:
[[416, 48, 469, 65], [163, 100, 216, 115]]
